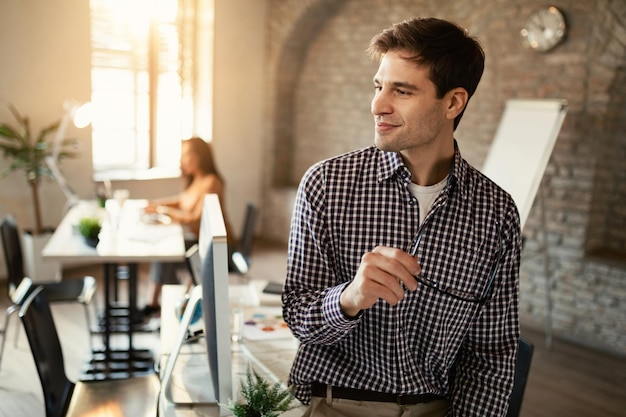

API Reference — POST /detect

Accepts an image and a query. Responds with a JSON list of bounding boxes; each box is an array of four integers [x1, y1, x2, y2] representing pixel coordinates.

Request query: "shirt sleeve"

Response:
[[446, 203, 521, 416], [282, 163, 360, 345]]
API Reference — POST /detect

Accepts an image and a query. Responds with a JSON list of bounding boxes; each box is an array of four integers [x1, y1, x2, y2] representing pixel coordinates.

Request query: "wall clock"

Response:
[[520, 6, 567, 52]]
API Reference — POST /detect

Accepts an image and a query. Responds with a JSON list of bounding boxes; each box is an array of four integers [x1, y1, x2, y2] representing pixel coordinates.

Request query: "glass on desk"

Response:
[[113, 188, 130, 209], [105, 198, 123, 233], [230, 296, 244, 342], [229, 281, 261, 343], [103, 192, 138, 236]]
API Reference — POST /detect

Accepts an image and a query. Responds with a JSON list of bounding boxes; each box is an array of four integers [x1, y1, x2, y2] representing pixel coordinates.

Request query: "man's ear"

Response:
[[445, 88, 468, 121]]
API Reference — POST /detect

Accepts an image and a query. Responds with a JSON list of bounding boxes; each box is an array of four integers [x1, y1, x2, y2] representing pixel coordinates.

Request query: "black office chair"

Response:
[[230, 202, 259, 275], [0, 275, 33, 371], [506, 336, 534, 417], [0, 215, 98, 371], [20, 286, 160, 417]]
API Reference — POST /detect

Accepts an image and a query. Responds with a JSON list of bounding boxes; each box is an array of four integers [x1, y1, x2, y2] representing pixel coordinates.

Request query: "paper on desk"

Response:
[[243, 306, 292, 341], [126, 223, 181, 243]]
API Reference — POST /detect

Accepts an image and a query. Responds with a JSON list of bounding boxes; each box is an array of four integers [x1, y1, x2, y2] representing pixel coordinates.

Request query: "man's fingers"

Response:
[[370, 246, 420, 291], [341, 246, 422, 315], [359, 259, 406, 299]]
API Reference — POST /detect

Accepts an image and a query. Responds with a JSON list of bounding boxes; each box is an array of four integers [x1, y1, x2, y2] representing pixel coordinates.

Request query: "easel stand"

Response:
[[539, 185, 553, 350], [478, 98, 568, 350]]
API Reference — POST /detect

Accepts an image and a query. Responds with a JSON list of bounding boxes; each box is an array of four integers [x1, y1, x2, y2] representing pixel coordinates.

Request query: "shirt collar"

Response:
[[450, 140, 468, 199], [376, 140, 468, 198], [377, 149, 406, 182]]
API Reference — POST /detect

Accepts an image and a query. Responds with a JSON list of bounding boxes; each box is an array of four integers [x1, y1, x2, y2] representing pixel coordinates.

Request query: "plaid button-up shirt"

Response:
[[283, 142, 521, 416]]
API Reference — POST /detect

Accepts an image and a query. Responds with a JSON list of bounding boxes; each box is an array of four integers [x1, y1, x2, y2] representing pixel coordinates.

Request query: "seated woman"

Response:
[[142, 137, 236, 316]]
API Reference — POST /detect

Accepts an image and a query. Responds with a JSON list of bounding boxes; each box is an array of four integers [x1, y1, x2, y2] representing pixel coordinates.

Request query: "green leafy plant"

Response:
[[77, 216, 102, 240], [226, 368, 295, 417], [0, 104, 78, 235]]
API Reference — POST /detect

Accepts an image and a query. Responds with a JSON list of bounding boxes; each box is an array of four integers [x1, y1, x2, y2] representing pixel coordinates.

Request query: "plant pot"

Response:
[[21, 230, 62, 282], [83, 236, 100, 248]]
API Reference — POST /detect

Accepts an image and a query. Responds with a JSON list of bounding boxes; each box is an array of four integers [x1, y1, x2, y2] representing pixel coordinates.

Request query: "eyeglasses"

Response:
[[407, 223, 503, 304]]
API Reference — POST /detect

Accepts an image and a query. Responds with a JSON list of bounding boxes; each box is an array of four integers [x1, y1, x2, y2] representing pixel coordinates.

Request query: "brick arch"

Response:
[[582, 0, 626, 257], [270, 0, 346, 187], [586, 58, 626, 255]]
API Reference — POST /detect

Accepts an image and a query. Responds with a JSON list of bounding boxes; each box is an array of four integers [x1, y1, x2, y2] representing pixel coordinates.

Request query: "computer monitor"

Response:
[[160, 194, 232, 409], [198, 194, 233, 404]]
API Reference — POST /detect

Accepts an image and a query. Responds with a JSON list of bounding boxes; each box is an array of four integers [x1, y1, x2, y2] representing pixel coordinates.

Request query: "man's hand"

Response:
[[340, 246, 421, 318]]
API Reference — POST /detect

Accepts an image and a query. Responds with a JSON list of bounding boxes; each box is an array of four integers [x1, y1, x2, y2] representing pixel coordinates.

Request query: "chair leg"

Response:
[[13, 313, 20, 348], [90, 297, 104, 346], [0, 304, 19, 372], [82, 304, 94, 352], [0, 317, 8, 372]]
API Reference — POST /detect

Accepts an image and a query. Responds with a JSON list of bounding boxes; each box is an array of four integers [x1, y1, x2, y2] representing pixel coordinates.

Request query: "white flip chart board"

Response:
[[481, 99, 568, 230]]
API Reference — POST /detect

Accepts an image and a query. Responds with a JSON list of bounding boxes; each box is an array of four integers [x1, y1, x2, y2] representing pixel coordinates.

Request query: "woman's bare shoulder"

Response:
[[197, 173, 223, 193]]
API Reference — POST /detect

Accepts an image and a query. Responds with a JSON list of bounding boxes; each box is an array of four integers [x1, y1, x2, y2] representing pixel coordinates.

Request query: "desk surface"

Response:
[[159, 285, 306, 417], [42, 200, 185, 263]]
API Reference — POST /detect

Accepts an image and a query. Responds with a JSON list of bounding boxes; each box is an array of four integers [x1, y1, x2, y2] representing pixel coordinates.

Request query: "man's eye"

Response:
[[374, 85, 382, 91], [397, 89, 409, 95]]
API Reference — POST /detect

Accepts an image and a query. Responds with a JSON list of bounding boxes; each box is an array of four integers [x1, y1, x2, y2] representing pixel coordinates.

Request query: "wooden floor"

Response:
[[0, 241, 624, 417]]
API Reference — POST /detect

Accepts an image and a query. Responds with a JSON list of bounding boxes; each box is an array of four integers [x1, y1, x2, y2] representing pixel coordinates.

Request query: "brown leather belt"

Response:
[[310, 382, 444, 406]]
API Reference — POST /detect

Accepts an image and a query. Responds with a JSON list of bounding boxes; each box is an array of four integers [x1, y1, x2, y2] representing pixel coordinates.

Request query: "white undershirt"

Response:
[[408, 175, 448, 226]]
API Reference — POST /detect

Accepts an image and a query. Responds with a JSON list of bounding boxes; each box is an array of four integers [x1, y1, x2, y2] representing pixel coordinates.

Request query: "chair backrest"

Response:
[[230, 203, 259, 275], [238, 202, 259, 262], [506, 336, 534, 417], [19, 286, 75, 417], [0, 215, 26, 294]]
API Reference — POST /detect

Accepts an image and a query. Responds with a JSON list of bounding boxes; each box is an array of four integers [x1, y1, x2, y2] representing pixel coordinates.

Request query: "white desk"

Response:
[[43, 200, 185, 264], [43, 200, 186, 380], [159, 284, 306, 417]]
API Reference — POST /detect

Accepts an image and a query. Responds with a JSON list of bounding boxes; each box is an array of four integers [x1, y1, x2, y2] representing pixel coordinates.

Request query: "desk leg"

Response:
[[104, 263, 114, 371], [128, 263, 137, 354], [81, 262, 154, 380]]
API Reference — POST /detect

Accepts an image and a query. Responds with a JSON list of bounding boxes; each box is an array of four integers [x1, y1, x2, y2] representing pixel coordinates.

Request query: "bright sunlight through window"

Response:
[[90, 0, 205, 177]]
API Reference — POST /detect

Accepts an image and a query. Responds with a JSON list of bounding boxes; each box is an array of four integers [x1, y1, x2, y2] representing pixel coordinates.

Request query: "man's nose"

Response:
[[371, 90, 392, 115]]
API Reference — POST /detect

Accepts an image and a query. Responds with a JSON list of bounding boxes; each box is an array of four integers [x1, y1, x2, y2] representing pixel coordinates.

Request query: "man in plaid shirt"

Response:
[[282, 17, 521, 417]]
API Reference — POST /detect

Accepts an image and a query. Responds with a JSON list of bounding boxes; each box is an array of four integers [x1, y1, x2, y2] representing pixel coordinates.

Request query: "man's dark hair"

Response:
[[367, 17, 485, 129]]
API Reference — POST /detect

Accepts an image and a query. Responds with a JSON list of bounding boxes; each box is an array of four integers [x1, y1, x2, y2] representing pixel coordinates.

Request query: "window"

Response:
[[90, 0, 211, 178]]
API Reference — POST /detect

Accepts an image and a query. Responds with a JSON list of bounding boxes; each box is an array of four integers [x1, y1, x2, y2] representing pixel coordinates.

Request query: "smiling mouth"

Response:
[[376, 121, 399, 133]]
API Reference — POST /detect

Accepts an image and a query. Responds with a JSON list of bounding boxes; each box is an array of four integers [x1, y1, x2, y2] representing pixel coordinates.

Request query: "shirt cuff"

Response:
[[322, 283, 362, 329]]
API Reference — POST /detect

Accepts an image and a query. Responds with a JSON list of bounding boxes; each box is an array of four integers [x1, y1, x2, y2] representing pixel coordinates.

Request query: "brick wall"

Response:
[[262, 0, 626, 354]]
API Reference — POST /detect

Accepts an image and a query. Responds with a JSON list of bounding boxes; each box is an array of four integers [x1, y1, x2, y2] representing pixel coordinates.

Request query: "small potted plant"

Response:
[[77, 216, 102, 247], [226, 368, 295, 417]]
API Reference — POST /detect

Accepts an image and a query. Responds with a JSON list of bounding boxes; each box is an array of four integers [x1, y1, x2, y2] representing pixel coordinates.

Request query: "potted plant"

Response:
[[0, 104, 78, 235], [0, 104, 79, 281], [77, 216, 102, 247], [226, 368, 295, 417]]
